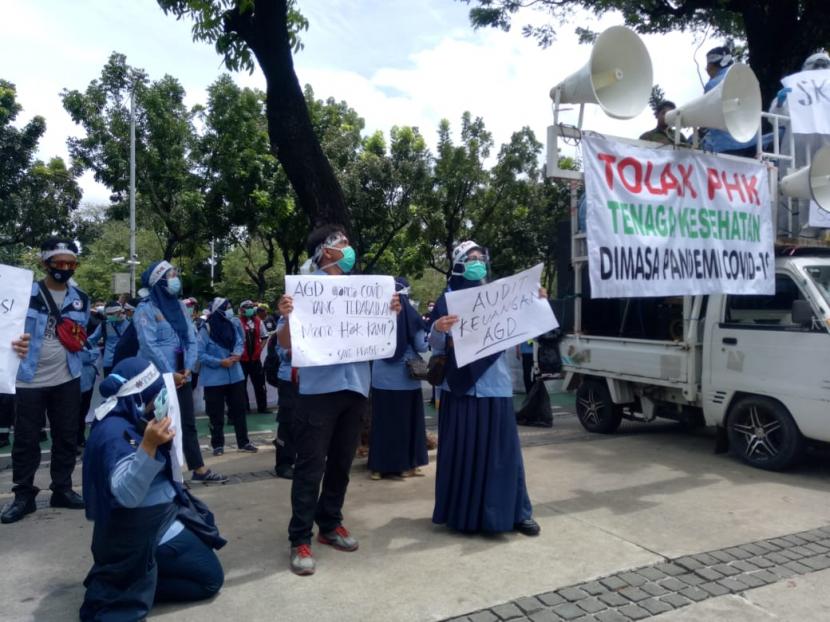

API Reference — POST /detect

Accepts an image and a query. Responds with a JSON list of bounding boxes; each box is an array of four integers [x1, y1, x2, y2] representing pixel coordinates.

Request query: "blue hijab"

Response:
[[207, 299, 236, 351], [82, 357, 168, 527], [142, 261, 190, 345], [391, 277, 425, 361]]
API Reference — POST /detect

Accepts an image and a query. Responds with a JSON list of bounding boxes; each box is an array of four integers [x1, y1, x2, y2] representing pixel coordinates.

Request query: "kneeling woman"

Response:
[[80, 357, 225, 621], [429, 241, 541, 537]]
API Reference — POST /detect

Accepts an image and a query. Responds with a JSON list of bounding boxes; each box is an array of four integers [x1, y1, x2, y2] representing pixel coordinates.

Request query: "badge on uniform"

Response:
[[72, 299, 83, 310]]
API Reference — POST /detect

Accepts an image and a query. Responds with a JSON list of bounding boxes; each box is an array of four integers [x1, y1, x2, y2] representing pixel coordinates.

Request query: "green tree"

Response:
[[62, 52, 206, 261], [157, 0, 352, 230], [0, 80, 81, 257], [460, 0, 830, 105]]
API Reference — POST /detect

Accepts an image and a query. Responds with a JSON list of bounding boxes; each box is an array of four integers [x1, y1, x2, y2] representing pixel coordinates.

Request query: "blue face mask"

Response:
[[165, 277, 182, 296], [224, 308, 235, 320], [334, 246, 356, 273], [463, 261, 487, 281]]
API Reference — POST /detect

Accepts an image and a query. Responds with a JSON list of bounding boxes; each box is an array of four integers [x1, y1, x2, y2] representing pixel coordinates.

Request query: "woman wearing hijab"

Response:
[[429, 241, 541, 537], [133, 261, 226, 483], [198, 298, 258, 456], [80, 357, 225, 621], [368, 277, 429, 480]]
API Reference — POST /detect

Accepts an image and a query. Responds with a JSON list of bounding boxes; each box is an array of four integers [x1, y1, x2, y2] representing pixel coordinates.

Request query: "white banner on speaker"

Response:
[[285, 274, 397, 367], [0, 265, 34, 394], [582, 135, 774, 298], [445, 264, 558, 368], [162, 373, 185, 483], [781, 69, 830, 136]]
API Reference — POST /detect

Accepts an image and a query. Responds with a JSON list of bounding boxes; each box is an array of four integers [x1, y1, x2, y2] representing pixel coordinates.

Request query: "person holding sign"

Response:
[[429, 241, 541, 537], [197, 297, 258, 456], [277, 225, 402, 576], [80, 357, 225, 621], [134, 261, 227, 484], [2, 238, 90, 525], [368, 276, 429, 480]]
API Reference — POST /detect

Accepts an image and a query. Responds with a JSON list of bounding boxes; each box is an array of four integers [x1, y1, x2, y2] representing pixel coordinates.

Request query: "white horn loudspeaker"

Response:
[[665, 63, 762, 142], [550, 25, 653, 120], [780, 146, 830, 211]]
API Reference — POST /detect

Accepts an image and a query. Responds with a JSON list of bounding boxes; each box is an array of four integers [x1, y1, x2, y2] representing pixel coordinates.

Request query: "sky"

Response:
[[1, 0, 721, 206]]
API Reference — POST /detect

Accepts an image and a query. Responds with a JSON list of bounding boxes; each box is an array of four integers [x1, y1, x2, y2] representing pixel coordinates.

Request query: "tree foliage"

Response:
[[0, 80, 80, 256], [460, 0, 830, 104], [62, 53, 207, 261]]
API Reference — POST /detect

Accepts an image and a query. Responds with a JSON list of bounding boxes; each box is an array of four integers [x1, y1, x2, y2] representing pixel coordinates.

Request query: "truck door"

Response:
[[707, 272, 830, 442]]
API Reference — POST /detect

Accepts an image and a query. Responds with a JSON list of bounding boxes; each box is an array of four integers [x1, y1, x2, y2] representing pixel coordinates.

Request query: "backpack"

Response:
[[263, 334, 280, 387], [111, 321, 140, 367]]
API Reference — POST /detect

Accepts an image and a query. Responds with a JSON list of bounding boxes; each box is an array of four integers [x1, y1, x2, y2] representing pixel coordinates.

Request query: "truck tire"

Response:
[[726, 396, 804, 471], [576, 378, 622, 434]]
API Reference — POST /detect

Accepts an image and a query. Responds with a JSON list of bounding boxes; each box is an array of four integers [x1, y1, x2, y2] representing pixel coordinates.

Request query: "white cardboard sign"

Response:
[[0, 265, 34, 394], [445, 263, 557, 368], [162, 373, 185, 483], [285, 274, 397, 367], [781, 69, 830, 136]]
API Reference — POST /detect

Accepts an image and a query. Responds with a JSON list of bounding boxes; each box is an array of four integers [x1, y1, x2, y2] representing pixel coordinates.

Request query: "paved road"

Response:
[[2, 394, 830, 621]]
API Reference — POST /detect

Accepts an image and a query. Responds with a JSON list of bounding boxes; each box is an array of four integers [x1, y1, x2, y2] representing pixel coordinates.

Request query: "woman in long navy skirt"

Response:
[[429, 241, 541, 536], [368, 277, 429, 480]]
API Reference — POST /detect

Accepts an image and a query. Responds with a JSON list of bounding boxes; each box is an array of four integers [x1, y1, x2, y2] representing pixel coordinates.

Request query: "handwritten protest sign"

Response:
[[285, 274, 397, 367], [162, 373, 185, 483], [781, 69, 830, 136], [582, 135, 774, 298], [0, 265, 34, 394], [445, 264, 557, 368]]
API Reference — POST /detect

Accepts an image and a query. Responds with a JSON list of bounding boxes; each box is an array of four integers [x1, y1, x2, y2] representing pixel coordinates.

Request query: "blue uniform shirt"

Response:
[[429, 329, 513, 397], [371, 330, 427, 391], [89, 319, 129, 368], [276, 317, 292, 382], [133, 300, 197, 374], [197, 323, 244, 387], [79, 346, 100, 393]]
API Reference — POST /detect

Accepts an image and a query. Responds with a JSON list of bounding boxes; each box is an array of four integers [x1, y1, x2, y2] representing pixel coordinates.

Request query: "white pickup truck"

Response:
[[558, 248, 830, 470]]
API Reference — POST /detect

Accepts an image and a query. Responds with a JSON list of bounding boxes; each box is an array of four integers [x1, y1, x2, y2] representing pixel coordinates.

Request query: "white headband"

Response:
[[104, 305, 123, 314], [148, 261, 174, 288], [41, 246, 77, 261], [93, 364, 161, 420]]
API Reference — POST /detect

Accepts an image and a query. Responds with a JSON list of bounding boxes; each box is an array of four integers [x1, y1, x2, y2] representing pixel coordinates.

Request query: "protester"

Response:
[[2, 238, 89, 524], [266, 321, 297, 479], [88, 300, 128, 376], [80, 357, 225, 621], [198, 297, 258, 456], [77, 339, 100, 448], [639, 100, 688, 145], [368, 277, 428, 480], [238, 299, 270, 414], [133, 260, 226, 483], [429, 241, 541, 537], [258, 303, 277, 334], [277, 224, 402, 575], [700, 47, 757, 156]]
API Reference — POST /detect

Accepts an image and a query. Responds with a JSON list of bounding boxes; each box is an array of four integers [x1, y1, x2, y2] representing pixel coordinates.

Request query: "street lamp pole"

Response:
[[129, 89, 137, 297]]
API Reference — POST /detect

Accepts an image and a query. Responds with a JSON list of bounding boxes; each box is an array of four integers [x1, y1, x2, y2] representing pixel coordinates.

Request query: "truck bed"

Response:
[[559, 334, 695, 389]]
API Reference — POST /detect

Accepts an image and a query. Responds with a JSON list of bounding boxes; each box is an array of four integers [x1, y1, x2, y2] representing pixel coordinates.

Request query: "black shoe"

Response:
[[514, 518, 541, 536], [1, 497, 36, 524], [275, 465, 294, 479], [50, 490, 85, 510]]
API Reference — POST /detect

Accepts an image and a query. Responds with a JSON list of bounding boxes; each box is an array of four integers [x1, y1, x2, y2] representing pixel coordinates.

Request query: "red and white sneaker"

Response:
[[289, 544, 315, 575], [317, 525, 359, 552]]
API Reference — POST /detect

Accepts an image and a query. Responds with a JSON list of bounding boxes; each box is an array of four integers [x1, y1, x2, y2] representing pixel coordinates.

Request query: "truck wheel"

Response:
[[576, 379, 622, 434], [726, 397, 804, 471]]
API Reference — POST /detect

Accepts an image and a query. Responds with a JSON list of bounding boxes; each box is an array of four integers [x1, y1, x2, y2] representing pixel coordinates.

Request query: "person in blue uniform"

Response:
[[88, 301, 129, 376], [701, 47, 757, 156], [134, 261, 226, 483], [80, 357, 225, 621], [277, 224, 402, 576], [368, 277, 428, 480], [198, 297, 257, 456], [429, 241, 541, 537]]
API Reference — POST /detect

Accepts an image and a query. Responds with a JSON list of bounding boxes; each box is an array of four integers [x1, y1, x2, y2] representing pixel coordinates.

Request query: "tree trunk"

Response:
[[163, 235, 178, 262], [226, 0, 351, 233]]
